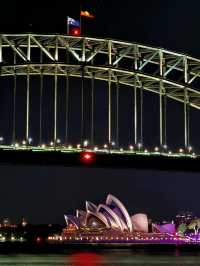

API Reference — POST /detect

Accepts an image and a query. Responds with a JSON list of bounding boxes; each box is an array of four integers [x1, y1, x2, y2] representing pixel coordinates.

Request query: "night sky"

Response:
[[0, 0, 200, 225]]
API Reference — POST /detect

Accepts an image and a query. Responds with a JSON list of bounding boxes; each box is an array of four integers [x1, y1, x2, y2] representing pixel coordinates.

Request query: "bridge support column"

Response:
[[12, 52, 16, 144], [81, 67, 85, 146], [139, 86, 143, 149], [39, 69, 43, 146], [108, 70, 112, 145], [134, 78, 138, 146], [116, 79, 119, 148], [26, 67, 30, 144], [39, 51, 43, 146], [54, 69, 57, 145], [108, 41, 112, 146], [183, 57, 190, 152], [164, 94, 167, 147], [159, 81, 166, 149], [184, 89, 190, 150], [12, 72, 16, 144], [91, 73, 94, 146], [65, 72, 69, 145], [135, 83, 143, 150]]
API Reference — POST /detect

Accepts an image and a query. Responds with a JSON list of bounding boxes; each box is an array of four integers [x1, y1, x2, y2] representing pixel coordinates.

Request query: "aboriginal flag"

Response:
[[80, 11, 95, 19]]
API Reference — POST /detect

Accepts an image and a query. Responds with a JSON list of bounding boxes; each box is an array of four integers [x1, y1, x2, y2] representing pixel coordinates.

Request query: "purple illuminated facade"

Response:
[[152, 223, 176, 234]]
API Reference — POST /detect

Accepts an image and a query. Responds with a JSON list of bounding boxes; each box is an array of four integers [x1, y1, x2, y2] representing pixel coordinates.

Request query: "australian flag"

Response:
[[67, 17, 81, 36]]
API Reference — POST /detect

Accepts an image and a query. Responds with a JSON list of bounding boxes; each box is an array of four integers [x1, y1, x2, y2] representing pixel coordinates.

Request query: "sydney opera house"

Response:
[[50, 194, 189, 245], [64, 194, 150, 233]]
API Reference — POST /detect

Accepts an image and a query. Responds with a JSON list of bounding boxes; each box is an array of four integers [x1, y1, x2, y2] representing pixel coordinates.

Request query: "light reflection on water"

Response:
[[0, 250, 200, 265]]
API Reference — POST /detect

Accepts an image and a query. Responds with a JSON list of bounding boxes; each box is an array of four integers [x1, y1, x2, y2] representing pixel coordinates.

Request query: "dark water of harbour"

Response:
[[1, 250, 200, 266]]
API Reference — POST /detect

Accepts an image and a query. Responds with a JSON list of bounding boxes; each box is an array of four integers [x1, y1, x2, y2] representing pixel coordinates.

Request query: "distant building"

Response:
[[21, 218, 28, 227], [175, 211, 195, 226], [2, 217, 10, 227]]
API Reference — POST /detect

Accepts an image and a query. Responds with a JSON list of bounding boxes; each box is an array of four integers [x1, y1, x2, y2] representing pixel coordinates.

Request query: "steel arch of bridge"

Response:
[[0, 34, 200, 156]]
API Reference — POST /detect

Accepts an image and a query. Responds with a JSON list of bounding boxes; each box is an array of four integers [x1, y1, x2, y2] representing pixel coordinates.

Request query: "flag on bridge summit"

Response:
[[80, 10, 95, 19], [67, 17, 81, 36], [67, 17, 80, 27]]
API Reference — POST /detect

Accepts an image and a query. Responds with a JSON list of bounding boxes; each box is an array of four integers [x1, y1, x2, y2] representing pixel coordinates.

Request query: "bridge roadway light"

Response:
[[137, 143, 142, 151], [179, 148, 184, 153], [163, 144, 167, 150], [56, 139, 61, 144], [129, 145, 134, 151], [111, 141, 115, 147], [83, 140, 89, 147], [28, 137, 33, 144], [77, 144, 81, 149], [0, 137, 3, 142], [188, 146, 193, 152], [22, 140, 26, 145]]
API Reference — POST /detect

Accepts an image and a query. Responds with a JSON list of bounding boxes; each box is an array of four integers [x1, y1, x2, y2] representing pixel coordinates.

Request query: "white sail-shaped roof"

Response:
[[97, 204, 123, 231], [106, 194, 133, 232], [131, 213, 148, 233], [86, 201, 97, 213]]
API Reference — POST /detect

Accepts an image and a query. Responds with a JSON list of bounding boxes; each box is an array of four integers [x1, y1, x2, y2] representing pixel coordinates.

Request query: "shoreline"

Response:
[[0, 242, 199, 253]]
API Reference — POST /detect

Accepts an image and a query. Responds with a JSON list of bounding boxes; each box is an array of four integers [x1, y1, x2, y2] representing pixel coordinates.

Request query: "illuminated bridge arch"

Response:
[[0, 34, 200, 156]]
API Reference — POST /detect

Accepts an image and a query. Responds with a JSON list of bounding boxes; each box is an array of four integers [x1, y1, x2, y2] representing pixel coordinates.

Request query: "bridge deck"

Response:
[[0, 147, 198, 172]]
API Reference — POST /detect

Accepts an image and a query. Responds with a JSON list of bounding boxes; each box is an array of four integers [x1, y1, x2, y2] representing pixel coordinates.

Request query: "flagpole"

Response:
[[80, 6, 82, 35], [67, 16, 69, 35]]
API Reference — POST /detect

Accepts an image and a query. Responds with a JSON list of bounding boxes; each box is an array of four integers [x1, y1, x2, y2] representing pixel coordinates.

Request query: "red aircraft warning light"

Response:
[[80, 152, 95, 164], [70, 28, 81, 36]]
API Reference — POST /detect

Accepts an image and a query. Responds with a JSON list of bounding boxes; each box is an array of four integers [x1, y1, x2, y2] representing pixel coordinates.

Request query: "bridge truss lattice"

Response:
[[0, 34, 200, 156]]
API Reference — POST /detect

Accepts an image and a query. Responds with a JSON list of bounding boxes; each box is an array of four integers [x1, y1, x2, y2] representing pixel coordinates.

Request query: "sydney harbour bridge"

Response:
[[0, 34, 200, 168]]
